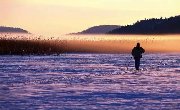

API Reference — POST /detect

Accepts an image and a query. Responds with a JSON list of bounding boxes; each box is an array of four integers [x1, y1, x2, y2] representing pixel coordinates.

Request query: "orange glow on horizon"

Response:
[[0, 33, 179, 53]]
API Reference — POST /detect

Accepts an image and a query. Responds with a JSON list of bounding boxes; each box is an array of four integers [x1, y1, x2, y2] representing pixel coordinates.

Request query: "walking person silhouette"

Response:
[[131, 43, 145, 70]]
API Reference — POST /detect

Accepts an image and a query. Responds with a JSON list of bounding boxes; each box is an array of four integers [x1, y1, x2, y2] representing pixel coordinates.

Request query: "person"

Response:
[[131, 43, 145, 70]]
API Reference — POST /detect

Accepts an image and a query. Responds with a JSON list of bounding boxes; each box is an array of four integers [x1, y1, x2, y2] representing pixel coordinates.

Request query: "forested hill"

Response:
[[108, 15, 180, 34], [72, 25, 120, 34], [0, 26, 29, 33]]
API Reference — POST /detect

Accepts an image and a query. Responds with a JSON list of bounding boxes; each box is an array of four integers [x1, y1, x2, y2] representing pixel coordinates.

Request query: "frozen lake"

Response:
[[0, 54, 180, 110]]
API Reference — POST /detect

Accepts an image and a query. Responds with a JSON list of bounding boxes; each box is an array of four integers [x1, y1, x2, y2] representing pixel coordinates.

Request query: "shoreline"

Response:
[[0, 38, 179, 55]]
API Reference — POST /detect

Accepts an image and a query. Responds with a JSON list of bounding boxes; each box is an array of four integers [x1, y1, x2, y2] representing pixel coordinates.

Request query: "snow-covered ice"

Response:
[[0, 54, 180, 109]]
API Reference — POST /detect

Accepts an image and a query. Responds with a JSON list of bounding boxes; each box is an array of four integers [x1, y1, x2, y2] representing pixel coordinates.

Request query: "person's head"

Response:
[[136, 43, 140, 47]]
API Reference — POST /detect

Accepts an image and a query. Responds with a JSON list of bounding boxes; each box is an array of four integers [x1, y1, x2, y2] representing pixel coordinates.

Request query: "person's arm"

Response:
[[139, 47, 145, 53], [141, 47, 145, 53]]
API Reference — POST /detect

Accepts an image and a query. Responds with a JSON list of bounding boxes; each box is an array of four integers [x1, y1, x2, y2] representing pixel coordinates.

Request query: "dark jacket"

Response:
[[131, 47, 145, 58]]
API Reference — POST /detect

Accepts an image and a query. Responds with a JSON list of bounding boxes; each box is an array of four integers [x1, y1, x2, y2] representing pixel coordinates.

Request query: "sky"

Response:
[[0, 0, 180, 35]]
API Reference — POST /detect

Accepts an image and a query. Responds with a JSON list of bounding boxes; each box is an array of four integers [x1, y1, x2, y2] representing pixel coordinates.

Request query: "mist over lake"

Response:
[[0, 34, 180, 54]]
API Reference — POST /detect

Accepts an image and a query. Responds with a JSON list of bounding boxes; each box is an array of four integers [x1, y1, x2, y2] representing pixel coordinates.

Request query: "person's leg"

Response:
[[135, 58, 140, 70]]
